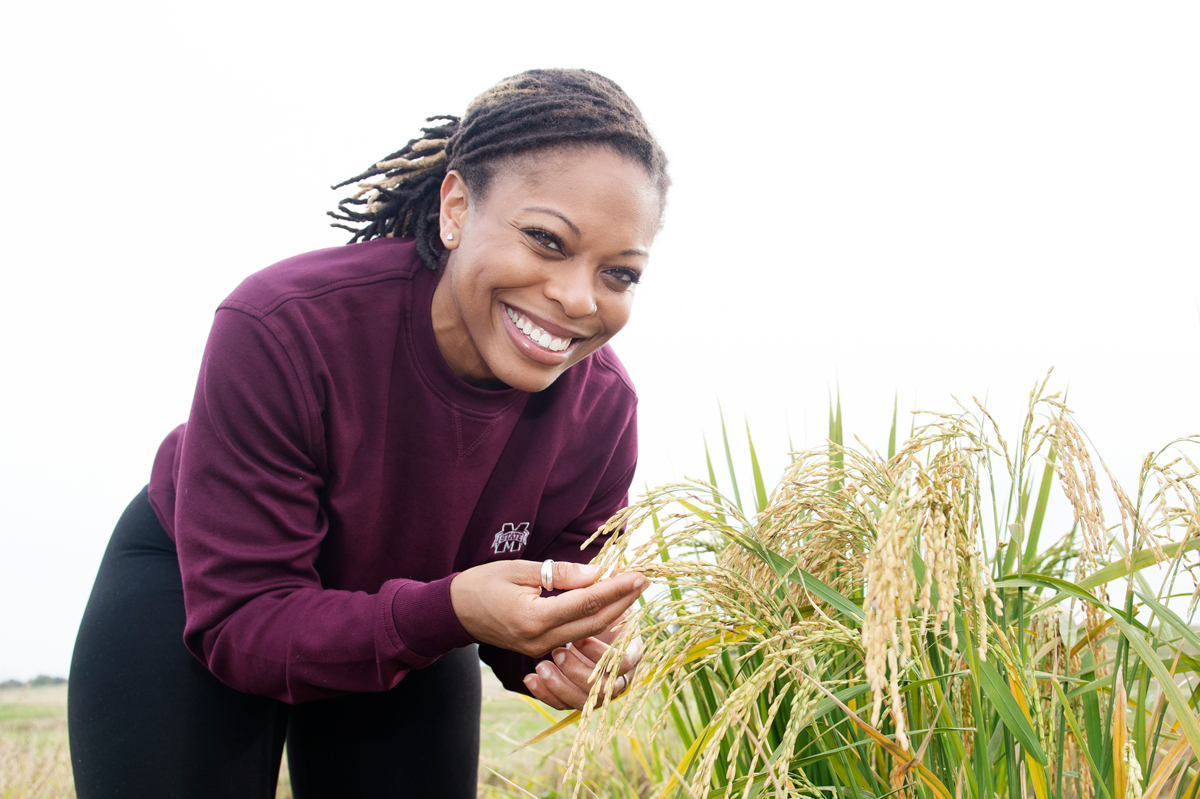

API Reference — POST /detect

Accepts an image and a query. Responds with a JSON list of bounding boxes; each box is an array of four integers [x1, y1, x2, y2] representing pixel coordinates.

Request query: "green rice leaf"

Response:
[[808, 683, 872, 722], [1066, 673, 1114, 701], [1079, 537, 1200, 590], [746, 420, 769, 515], [1106, 611, 1200, 762], [833, 386, 843, 449], [976, 658, 1049, 765], [718, 403, 744, 513], [888, 391, 898, 461], [703, 437, 727, 526], [828, 387, 844, 493], [651, 509, 684, 605], [1135, 591, 1200, 667], [1023, 443, 1057, 568], [740, 540, 863, 626], [1049, 678, 1114, 799]]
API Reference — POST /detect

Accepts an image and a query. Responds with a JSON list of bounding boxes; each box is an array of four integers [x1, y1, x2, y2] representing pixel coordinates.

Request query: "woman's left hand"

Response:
[[523, 614, 641, 711]]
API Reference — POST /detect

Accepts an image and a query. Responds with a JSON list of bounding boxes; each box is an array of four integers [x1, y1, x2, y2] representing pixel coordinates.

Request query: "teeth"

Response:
[[506, 305, 574, 353]]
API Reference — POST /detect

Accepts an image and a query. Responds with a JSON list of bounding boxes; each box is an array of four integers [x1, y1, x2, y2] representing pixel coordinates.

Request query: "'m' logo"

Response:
[[491, 522, 531, 555]]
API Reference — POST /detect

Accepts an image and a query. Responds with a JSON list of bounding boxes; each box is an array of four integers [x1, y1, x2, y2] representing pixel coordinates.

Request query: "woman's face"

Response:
[[431, 147, 661, 392]]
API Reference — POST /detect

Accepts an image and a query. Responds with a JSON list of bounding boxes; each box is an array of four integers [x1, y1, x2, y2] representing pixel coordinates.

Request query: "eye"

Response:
[[526, 228, 562, 252], [604, 268, 642, 289]]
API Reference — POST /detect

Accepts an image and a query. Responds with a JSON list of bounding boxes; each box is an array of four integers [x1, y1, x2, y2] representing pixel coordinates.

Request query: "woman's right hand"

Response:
[[449, 561, 646, 657]]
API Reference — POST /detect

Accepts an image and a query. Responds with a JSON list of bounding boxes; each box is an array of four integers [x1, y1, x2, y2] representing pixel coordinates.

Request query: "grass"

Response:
[[0, 671, 588, 798], [0, 686, 71, 799]]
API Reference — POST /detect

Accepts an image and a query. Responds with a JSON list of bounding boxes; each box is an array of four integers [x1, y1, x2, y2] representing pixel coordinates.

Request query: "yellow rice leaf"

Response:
[[1184, 768, 1200, 799], [801, 674, 954, 799], [517, 693, 560, 725], [1007, 674, 1050, 799], [640, 626, 758, 684], [1070, 617, 1117, 658], [629, 735, 654, 781], [1113, 671, 1128, 799], [522, 625, 763, 752], [523, 625, 763, 751], [519, 709, 580, 749], [483, 766, 539, 798], [1142, 729, 1194, 799], [1025, 754, 1050, 799], [655, 724, 717, 799]]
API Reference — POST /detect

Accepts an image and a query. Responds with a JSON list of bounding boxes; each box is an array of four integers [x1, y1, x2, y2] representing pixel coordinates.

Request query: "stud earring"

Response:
[[446, 233, 455, 241]]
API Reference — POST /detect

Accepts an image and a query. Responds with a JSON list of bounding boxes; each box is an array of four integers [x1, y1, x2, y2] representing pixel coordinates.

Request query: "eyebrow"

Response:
[[522, 206, 649, 258], [523, 206, 581, 238]]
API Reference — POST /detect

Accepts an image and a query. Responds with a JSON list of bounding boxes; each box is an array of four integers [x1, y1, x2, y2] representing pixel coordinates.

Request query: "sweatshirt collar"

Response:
[[407, 262, 527, 415]]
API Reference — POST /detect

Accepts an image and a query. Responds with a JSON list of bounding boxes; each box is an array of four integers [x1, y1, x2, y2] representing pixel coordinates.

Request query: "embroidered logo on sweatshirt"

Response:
[[491, 522, 531, 555]]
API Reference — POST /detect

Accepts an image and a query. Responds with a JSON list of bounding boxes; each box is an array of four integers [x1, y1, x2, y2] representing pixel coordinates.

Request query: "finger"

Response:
[[593, 609, 634, 645], [555, 647, 631, 703], [573, 635, 641, 678], [532, 660, 590, 710], [511, 559, 604, 590], [550, 560, 608, 591], [570, 636, 609, 666], [563, 640, 598, 669], [550, 646, 600, 692], [545, 579, 646, 645], [523, 672, 571, 711], [538, 572, 646, 626]]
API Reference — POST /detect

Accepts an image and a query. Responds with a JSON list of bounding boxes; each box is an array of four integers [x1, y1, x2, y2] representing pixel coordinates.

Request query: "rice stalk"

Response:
[[550, 373, 1200, 799]]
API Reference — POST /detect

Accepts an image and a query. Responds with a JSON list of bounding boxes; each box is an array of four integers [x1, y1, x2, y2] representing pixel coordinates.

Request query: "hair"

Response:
[[328, 68, 670, 271]]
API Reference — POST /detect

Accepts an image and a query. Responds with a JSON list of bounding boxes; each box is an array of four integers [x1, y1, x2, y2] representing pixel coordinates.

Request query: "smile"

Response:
[[505, 306, 575, 352]]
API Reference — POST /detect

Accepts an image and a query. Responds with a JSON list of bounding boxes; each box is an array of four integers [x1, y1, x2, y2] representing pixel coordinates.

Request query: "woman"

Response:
[[69, 68, 667, 797]]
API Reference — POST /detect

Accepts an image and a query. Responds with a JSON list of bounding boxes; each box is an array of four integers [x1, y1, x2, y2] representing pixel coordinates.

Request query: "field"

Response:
[[0, 685, 71, 798], [0, 670, 580, 798], [7, 381, 1199, 798]]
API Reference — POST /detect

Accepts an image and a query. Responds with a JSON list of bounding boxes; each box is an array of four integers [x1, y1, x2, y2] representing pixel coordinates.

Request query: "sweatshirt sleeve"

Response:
[[480, 407, 638, 695], [174, 308, 472, 704]]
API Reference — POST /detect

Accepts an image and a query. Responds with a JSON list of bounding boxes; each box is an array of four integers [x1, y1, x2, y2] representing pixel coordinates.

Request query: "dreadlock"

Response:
[[328, 69, 670, 271]]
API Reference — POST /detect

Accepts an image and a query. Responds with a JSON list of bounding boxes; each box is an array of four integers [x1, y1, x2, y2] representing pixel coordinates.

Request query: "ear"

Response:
[[439, 170, 469, 249]]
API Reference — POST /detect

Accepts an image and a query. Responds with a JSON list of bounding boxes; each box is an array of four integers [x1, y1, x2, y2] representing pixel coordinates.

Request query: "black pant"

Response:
[[69, 488, 481, 798]]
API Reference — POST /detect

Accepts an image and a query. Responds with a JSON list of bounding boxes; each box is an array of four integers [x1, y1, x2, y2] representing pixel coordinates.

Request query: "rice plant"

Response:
[[547, 372, 1200, 798]]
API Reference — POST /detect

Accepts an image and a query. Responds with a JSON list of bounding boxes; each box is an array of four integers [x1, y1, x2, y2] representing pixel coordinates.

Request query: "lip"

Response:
[[500, 302, 588, 366], [502, 303, 590, 340]]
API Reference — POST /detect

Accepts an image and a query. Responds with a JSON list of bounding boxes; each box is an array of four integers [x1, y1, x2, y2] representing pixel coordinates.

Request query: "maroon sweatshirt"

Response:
[[147, 238, 637, 704]]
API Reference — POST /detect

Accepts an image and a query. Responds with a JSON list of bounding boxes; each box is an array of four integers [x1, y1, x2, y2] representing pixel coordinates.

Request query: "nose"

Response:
[[544, 263, 597, 319]]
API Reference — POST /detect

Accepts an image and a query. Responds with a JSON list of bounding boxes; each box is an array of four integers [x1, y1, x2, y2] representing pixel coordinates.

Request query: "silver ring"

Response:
[[541, 559, 555, 592]]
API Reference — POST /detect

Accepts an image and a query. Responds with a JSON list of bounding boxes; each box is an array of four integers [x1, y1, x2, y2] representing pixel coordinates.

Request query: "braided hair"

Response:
[[329, 69, 670, 271]]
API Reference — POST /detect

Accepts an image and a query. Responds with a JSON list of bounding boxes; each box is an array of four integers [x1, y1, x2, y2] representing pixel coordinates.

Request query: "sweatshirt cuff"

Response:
[[387, 573, 475, 661]]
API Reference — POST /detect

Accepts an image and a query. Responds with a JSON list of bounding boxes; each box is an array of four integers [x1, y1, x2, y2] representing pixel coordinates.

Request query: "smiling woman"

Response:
[[433, 148, 661, 391], [67, 68, 668, 798]]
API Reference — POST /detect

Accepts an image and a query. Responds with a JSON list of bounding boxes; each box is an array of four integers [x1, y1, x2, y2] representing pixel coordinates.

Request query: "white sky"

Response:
[[1, 2, 1197, 681]]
